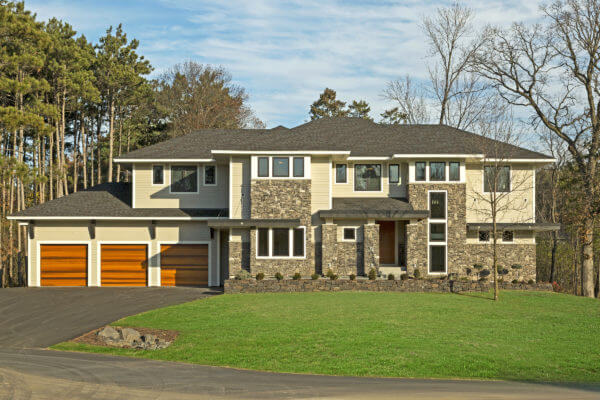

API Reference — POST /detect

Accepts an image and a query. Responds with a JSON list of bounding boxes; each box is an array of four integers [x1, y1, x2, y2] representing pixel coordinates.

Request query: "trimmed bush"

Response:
[[400, 274, 408, 281], [234, 269, 251, 280], [528, 279, 535, 285], [274, 272, 283, 281], [255, 272, 265, 281], [292, 272, 301, 280], [413, 268, 421, 279], [387, 274, 395, 281], [512, 279, 519, 284], [311, 273, 320, 280], [349, 273, 356, 281], [368, 268, 377, 280], [330, 273, 339, 281], [325, 269, 335, 278]]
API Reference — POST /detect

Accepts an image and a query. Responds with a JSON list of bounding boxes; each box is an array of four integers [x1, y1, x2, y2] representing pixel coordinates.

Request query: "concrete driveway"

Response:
[[0, 287, 598, 399]]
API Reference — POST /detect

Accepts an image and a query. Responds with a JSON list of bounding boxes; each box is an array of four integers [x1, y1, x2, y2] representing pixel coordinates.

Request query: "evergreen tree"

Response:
[[309, 88, 348, 120], [379, 107, 409, 125], [348, 99, 372, 120]]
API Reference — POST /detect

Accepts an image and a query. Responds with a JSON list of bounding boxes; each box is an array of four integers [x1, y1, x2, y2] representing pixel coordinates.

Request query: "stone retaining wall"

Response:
[[224, 278, 552, 294]]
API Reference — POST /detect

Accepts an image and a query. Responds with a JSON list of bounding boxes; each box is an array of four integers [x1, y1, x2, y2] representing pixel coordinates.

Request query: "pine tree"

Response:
[[348, 100, 372, 120], [309, 88, 348, 120]]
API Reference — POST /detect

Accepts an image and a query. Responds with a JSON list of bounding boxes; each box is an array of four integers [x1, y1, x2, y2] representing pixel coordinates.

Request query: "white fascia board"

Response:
[[347, 156, 391, 160], [392, 154, 484, 159], [482, 158, 556, 163], [211, 150, 351, 155], [114, 158, 216, 163], [6, 216, 228, 221]]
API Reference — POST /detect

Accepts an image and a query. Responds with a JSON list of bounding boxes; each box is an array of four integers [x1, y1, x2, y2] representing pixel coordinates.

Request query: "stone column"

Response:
[[406, 220, 427, 277], [363, 223, 379, 274], [321, 224, 337, 275]]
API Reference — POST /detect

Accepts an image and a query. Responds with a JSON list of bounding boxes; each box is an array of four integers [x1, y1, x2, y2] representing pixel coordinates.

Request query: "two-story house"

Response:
[[9, 117, 559, 287]]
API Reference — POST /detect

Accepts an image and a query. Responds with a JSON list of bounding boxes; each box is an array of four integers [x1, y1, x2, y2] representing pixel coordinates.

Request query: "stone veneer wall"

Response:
[[249, 180, 314, 276], [363, 224, 379, 273], [321, 224, 337, 273], [465, 243, 536, 281]]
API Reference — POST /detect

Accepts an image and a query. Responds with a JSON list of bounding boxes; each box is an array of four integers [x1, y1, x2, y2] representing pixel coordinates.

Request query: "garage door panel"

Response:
[[160, 245, 208, 256], [161, 269, 208, 286], [100, 244, 147, 287], [160, 244, 208, 287], [40, 244, 88, 287], [160, 256, 208, 267]]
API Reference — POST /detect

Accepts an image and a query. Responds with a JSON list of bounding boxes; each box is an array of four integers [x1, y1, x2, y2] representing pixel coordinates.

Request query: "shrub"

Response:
[[274, 272, 283, 281], [368, 268, 377, 280], [387, 274, 395, 281], [528, 279, 534, 285], [325, 269, 335, 278], [413, 268, 421, 279], [511, 264, 523, 270], [400, 274, 408, 281], [349, 273, 356, 281], [512, 279, 519, 284], [311, 273, 320, 280], [255, 272, 265, 281], [552, 281, 561, 292], [292, 272, 301, 280], [234, 269, 251, 280], [330, 273, 339, 281]]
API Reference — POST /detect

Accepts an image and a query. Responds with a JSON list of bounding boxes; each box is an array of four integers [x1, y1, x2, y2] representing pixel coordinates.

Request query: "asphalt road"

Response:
[[0, 288, 598, 399]]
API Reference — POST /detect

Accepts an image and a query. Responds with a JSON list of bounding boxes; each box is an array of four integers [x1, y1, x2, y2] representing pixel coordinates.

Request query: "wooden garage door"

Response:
[[100, 244, 148, 286], [160, 244, 208, 286], [40, 244, 87, 286]]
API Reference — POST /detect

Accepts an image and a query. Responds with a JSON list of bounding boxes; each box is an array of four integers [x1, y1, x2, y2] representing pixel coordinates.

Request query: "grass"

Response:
[[52, 291, 600, 383]]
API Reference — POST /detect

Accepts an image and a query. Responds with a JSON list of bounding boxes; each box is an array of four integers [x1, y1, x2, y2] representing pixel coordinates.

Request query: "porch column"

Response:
[[228, 228, 244, 277], [363, 223, 379, 274], [321, 223, 337, 275]]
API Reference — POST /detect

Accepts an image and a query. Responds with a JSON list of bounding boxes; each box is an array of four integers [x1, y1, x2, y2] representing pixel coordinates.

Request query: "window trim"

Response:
[[427, 190, 447, 275], [353, 163, 383, 192], [483, 165, 511, 193], [272, 157, 290, 177], [335, 164, 348, 184], [415, 161, 426, 181], [152, 164, 164, 186], [203, 164, 217, 186], [169, 164, 199, 194], [342, 227, 357, 242], [252, 156, 309, 179], [255, 226, 306, 259], [389, 164, 400, 184]]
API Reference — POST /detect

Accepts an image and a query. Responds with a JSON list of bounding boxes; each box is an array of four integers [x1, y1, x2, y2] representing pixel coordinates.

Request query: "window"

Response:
[[258, 228, 269, 257], [343, 227, 356, 241], [484, 166, 510, 192], [429, 162, 446, 181], [293, 157, 304, 177], [479, 231, 490, 242], [258, 157, 269, 177], [204, 165, 216, 185], [429, 223, 446, 242], [336, 164, 347, 183], [272, 157, 289, 177], [355, 164, 381, 191], [389, 164, 399, 184], [449, 162, 460, 181], [256, 227, 306, 258], [171, 165, 197, 192], [429, 245, 446, 273], [415, 162, 426, 181], [152, 165, 164, 185], [429, 192, 446, 219], [502, 230, 514, 242]]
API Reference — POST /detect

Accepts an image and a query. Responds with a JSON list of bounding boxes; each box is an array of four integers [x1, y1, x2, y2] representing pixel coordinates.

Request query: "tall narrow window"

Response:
[[389, 164, 399, 184], [449, 162, 460, 181], [258, 157, 269, 177], [484, 166, 510, 192], [355, 164, 381, 191], [272, 228, 289, 256], [428, 191, 447, 274], [429, 162, 446, 181], [429, 192, 446, 219], [258, 228, 269, 256], [171, 165, 197, 192], [415, 162, 426, 181], [336, 164, 347, 183], [293, 228, 305, 257], [152, 165, 164, 185], [272, 157, 289, 177], [204, 165, 216, 185], [429, 246, 446, 273], [293, 157, 304, 177], [429, 223, 446, 241]]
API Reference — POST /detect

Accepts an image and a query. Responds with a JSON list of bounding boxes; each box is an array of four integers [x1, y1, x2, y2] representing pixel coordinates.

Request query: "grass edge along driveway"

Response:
[[53, 291, 600, 383]]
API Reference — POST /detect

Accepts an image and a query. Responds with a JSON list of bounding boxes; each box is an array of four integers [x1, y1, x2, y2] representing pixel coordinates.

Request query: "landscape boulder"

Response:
[[96, 326, 171, 350]]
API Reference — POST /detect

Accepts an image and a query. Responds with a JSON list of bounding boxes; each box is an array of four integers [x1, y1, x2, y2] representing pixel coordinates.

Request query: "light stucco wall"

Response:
[[28, 221, 219, 287], [133, 162, 228, 209], [465, 163, 536, 223], [331, 161, 407, 198]]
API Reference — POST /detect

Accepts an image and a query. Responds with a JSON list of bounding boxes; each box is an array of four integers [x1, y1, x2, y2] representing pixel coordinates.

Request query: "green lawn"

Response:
[[53, 291, 600, 382]]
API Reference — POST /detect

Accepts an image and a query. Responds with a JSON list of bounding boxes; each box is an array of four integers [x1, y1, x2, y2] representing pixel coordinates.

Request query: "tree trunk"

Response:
[[108, 97, 114, 183], [73, 117, 79, 193], [550, 231, 557, 283], [82, 114, 87, 189], [97, 110, 102, 185], [582, 218, 595, 297], [116, 114, 122, 183], [55, 116, 63, 198]]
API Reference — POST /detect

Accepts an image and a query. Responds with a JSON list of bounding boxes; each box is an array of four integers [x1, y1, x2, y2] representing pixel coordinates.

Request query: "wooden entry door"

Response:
[[378, 221, 396, 265]]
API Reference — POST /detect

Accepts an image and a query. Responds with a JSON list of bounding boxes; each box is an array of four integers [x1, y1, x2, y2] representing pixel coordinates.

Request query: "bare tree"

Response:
[[422, 1, 488, 129], [474, 0, 600, 297], [381, 76, 430, 124], [467, 103, 535, 300]]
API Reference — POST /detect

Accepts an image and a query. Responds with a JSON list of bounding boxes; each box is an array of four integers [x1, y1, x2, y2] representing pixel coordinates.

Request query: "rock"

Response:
[[142, 334, 156, 344], [121, 328, 141, 344], [97, 326, 120, 341]]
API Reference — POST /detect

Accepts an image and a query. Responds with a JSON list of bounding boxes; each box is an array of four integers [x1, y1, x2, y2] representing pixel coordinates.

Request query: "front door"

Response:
[[378, 221, 395, 265]]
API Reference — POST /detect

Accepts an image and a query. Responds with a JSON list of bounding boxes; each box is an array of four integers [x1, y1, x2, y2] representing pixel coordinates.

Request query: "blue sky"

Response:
[[26, 0, 544, 128]]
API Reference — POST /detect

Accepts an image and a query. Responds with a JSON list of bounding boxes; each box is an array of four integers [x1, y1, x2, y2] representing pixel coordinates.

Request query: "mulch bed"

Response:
[[71, 326, 179, 349]]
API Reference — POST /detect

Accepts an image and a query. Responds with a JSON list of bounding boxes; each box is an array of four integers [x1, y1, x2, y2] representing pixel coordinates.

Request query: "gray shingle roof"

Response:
[[10, 183, 228, 219], [118, 117, 552, 160], [319, 197, 429, 219]]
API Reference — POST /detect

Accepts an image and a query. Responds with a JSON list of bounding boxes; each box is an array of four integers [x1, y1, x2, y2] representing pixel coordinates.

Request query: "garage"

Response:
[[100, 244, 148, 286], [160, 244, 208, 286], [40, 244, 88, 286]]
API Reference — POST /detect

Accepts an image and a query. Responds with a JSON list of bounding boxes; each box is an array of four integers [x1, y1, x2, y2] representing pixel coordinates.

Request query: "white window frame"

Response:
[[409, 161, 465, 184], [151, 164, 164, 186], [482, 165, 512, 193], [427, 190, 448, 275], [352, 163, 383, 193], [389, 163, 400, 184], [203, 164, 217, 186], [342, 227, 357, 242], [335, 163, 348, 184], [255, 226, 306, 259], [169, 164, 200, 194], [251, 156, 311, 179]]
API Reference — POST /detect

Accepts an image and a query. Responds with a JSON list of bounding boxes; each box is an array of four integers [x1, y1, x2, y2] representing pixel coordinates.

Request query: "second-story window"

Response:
[[258, 157, 269, 177], [389, 164, 399, 184], [429, 162, 446, 181], [152, 165, 164, 185], [449, 162, 460, 181], [336, 164, 347, 183], [484, 166, 510, 192], [293, 157, 304, 177], [355, 164, 381, 191], [272, 157, 289, 177], [171, 165, 197, 193], [204, 165, 216, 185], [415, 162, 426, 181]]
